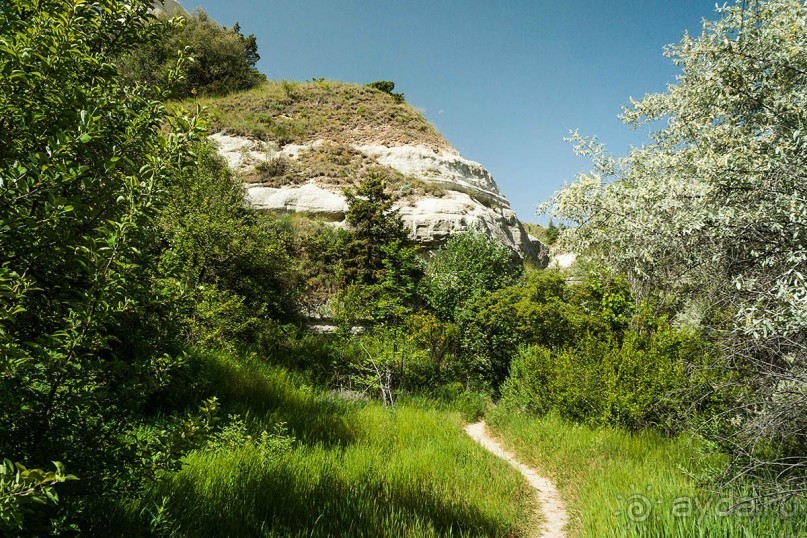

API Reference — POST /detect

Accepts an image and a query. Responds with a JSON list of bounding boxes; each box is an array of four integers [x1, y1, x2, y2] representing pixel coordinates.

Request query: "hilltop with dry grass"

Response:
[[185, 79, 546, 263], [191, 80, 450, 151]]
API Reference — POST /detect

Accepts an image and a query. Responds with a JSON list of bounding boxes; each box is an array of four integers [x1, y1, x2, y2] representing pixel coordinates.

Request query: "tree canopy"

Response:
[[119, 8, 265, 97], [551, 0, 807, 498]]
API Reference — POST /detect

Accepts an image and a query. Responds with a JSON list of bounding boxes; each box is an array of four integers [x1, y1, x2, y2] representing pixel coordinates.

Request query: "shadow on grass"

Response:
[[200, 349, 361, 447], [161, 457, 517, 538], [89, 352, 525, 537]]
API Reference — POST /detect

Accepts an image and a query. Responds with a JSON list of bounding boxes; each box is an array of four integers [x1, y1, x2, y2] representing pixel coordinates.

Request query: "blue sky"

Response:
[[188, 0, 718, 223]]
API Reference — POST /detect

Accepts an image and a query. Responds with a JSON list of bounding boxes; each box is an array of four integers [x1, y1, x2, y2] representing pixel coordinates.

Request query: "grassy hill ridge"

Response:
[[190, 80, 450, 151]]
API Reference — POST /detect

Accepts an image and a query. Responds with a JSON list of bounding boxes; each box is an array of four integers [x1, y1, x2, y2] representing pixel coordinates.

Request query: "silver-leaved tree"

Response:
[[550, 0, 807, 499]]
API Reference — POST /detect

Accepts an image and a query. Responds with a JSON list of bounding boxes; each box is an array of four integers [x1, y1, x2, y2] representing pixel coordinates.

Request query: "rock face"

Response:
[[211, 132, 548, 265], [151, 0, 188, 16]]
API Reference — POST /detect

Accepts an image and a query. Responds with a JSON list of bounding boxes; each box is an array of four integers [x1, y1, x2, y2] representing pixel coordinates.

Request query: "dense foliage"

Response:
[[423, 229, 522, 322], [159, 143, 298, 349], [0, 0, 207, 530], [551, 0, 807, 497], [119, 9, 264, 97], [4, 0, 799, 534], [0, 1, 288, 532]]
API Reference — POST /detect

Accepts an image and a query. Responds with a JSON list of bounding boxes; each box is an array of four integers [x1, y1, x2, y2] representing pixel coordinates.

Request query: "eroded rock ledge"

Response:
[[211, 132, 548, 265]]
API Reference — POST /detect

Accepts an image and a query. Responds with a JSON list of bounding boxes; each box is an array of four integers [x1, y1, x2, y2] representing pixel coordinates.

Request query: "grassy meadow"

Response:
[[86, 347, 807, 538], [487, 409, 807, 537], [188, 80, 447, 149], [94, 350, 537, 537]]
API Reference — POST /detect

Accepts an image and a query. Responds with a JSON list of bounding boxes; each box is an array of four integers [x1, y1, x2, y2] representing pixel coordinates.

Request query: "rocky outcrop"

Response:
[[355, 144, 511, 208], [549, 252, 577, 269], [248, 183, 348, 220], [151, 0, 188, 16], [211, 132, 548, 265]]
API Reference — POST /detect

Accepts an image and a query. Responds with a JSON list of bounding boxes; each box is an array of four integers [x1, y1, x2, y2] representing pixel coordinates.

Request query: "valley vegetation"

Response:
[[0, 0, 805, 536]]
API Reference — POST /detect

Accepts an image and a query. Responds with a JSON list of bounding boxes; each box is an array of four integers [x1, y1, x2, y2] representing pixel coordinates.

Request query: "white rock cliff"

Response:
[[211, 132, 548, 265]]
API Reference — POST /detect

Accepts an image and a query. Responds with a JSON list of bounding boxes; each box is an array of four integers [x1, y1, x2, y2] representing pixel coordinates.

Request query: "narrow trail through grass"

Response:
[[465, 421, 568, 538], [487, 410, 807, 537]]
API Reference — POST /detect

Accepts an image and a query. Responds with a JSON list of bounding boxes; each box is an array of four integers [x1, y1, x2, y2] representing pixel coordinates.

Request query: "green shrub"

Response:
[[499, 325, 718, 431], [405, 312, 458, 374], [489, 267, 731, 431], [119, 9, 265, 97], [366, 80, 405, 103], [159, 142, 299, 348], [498, 346, 554, 415], [456, 269, 608, 390], [288, 217, 349, 316], [0, 0, 209, 519], [0, 459, 77, 534], [423, 229, 522, 323], [428, 382, 490, 422]]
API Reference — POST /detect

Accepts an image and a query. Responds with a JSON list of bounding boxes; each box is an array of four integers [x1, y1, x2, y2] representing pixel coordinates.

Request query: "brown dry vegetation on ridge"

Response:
[[244, 141, 447, 200], [189, 79, 452, 151]]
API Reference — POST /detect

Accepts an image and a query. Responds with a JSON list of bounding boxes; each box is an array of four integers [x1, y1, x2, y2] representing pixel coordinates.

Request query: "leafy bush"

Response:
[[550, 0, 807, 497], [417, 230, 524, 388], [0, 0, 209, 510], [206, 415, 295, 457], [405, 312, 458, 374], [119, 9, 265, 97], [0, 459, 76, 534], [474, 267, 732, 431], [423, 229, 522, 323], [498, 346, 554, 415], [454, 268, 621, 390], [159, 142, 299, 349], [366, 80, 405, 103], [499, 324, 720, 431], [0, 3, 297, 532]]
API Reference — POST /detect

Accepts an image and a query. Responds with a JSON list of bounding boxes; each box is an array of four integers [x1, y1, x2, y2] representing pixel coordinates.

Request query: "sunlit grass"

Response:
[[183, 80, 446, 149], [487, 409, 807, 537], [99, 350, 537, 537]]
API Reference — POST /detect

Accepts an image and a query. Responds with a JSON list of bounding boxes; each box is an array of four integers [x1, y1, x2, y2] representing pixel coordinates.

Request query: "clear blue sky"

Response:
[[187, 0, 717, 224]]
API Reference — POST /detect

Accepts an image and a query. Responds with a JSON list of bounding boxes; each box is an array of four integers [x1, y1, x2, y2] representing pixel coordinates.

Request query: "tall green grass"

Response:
[[97, 350, 537, 537], [487, 409, 806, 537]]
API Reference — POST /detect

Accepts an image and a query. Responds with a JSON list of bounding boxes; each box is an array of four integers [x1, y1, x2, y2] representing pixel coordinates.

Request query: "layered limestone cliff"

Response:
[[203, 81, 548, 265]]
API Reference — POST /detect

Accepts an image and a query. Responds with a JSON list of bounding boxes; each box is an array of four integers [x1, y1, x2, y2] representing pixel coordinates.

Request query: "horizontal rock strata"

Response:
[[211, 132, 548, 265]]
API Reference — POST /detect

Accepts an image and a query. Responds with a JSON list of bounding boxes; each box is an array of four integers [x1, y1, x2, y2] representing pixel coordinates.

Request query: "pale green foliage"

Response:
[[423, 229, 521, 322], [550, 0, 807, 494], [206, 416, 294, 457]]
